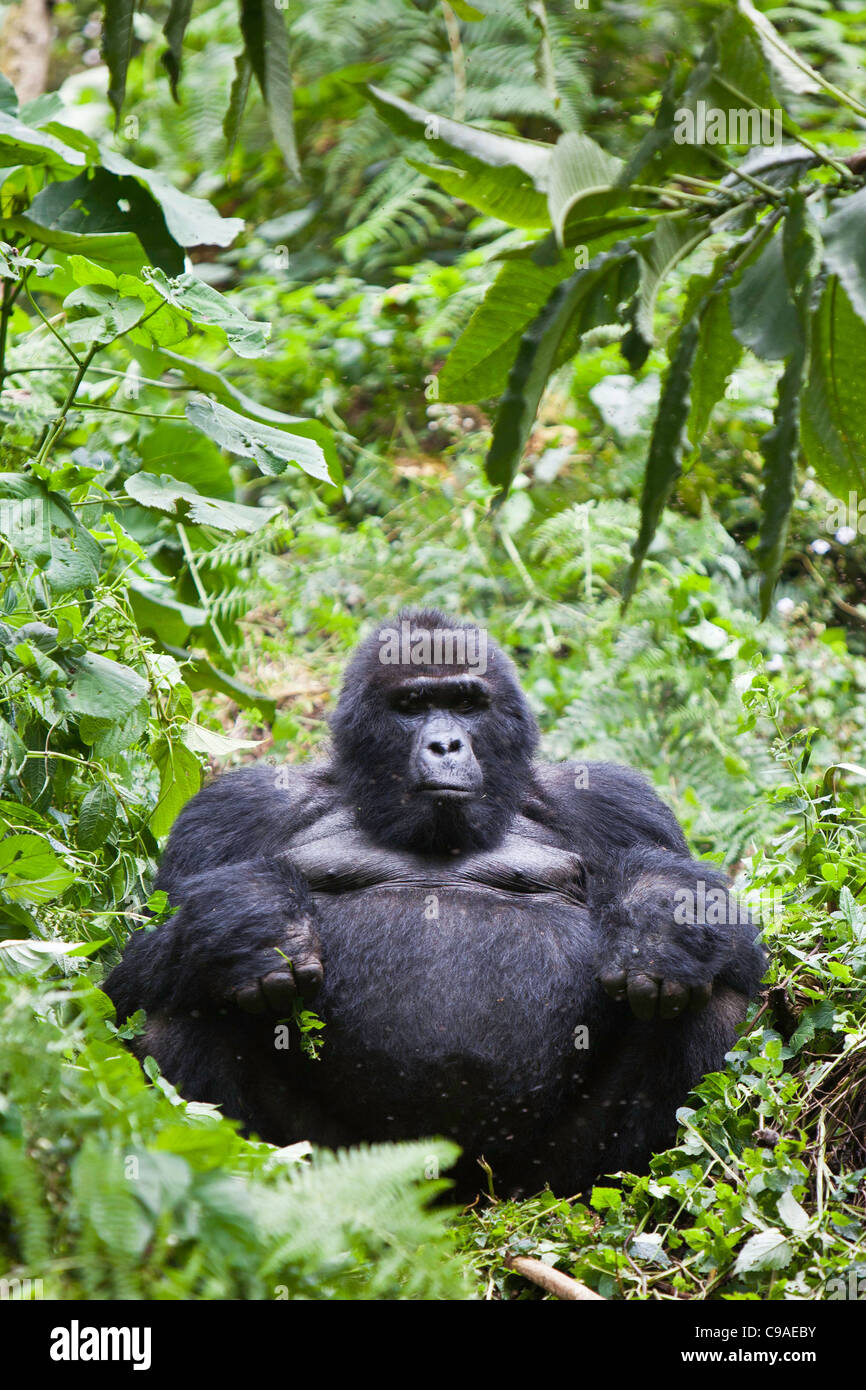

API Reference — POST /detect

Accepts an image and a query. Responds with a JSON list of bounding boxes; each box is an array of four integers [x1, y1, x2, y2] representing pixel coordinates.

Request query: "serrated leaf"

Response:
[[224, 52, 252, 158], [622, 217, 707, 370], [124, 472, 280, 533], [185, 396, 335, 484], [731, 232, 798, 362], [69, 652, 148, 722], [821, 186, 866, 329], [143, 268, 269, 358], [438, 254, 574, 402], [801, 277, 866, 495], [624, 317, 700, 605], [485, 248, 637, 495], [150, 737, 201, 839], [162, 0, 194, 100], [548, 132, 625, 246], [128, 344, 340, 479], [733, 1228, 793, 1274], [738, 0, 822, 96], [102, 0, 136, 126], [239, 0, 299, 177], [77, 783, 117, 850], [407, 157, 549, 229], [755, 196, 819, 615], [368, 84, 550, 224], [182, 723, 262, 756], [776, 1189, 810, 1233]]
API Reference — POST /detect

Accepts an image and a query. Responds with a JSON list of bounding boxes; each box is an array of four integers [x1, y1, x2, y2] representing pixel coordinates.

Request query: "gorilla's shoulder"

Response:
[[156, 759, 337, 883], [533, 760, 688, 854]]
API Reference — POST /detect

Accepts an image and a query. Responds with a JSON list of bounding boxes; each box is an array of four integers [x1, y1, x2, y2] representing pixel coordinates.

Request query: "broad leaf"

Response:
[[144, 269, 270, 358], [150, 738, 201, 839], [548, 132, 625, 246], [77, 783, 117, 850], [185, 396, 336, 484], [69, 652, 148, 721], [124, 472, 280, 533]]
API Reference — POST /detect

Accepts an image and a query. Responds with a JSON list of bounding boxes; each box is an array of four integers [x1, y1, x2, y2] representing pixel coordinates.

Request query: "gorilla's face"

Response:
[[330, 611, 539, 854]]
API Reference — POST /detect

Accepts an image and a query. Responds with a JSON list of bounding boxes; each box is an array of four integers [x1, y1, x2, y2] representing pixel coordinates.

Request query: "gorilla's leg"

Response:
[[521, 985, 752, 1196], [131, 1011, 350, 1148]]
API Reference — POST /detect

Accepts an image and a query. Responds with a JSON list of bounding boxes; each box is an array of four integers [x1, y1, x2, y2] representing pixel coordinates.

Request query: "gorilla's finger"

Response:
[[293, 956, 324, 995], [599, 968, 628, 1001], [235, 980, 266, 1015], [627, 973, 660, 1021], [659, 979, 689, 1019], [689, 979, 713, 1012], [261, 969, 297, 1012]]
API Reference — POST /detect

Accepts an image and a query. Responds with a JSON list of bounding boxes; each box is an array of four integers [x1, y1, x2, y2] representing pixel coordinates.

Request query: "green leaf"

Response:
[[163, 644, 276, 720], [223, 52, 253, 158], [406, 157, 549, 230], [102, 0, 136, 126], [162, 0, 195, 100], [449, 0, 485, 19], [730, 231, 798, 362], [486, 248, 637, 494], [143, 269, 270, 358], [681, 257, 743, 448], [438, 254, 574, 402], [129, 579, 205, 647], [0, 110, 86, 173], [368, 85, 550, 226], [77, 784, 118, 850], [733, 1228, 793, 1274], [548, 132, 625, 246], [69, 652, 148, 722], [801, 277, 866, 495], [623, 217, 707, 370], [738, 0, 822, 97], [821, 186, 866, 329], [755, 194, 819, 615], [0, 836, 75, 904], [124, 471, 280, 533], [185, 396, 336, 484], [150, 737, 201, 838], [99, 147, 245, 249], [624, 318, 700, 605], [239, 0, 300, 178]]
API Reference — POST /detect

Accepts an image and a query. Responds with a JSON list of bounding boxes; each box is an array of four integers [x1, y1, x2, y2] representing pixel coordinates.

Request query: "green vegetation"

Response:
[[0, 0, 865, 1300]]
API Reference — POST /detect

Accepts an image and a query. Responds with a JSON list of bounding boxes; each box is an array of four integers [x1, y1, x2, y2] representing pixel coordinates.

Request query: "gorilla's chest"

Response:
[[288, 825, 597, 1130]]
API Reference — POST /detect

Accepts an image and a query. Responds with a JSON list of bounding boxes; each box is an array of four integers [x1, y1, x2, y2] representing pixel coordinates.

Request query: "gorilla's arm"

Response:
[[540, 763, 765, 1019], [105, 766, 326, 1021]]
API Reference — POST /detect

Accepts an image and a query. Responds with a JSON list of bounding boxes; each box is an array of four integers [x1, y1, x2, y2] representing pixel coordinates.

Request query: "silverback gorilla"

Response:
[[106, 610, 765, 1196]]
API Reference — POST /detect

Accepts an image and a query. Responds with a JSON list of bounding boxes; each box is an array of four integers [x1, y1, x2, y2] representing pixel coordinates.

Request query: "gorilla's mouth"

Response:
[[419, 783, 475, 799]]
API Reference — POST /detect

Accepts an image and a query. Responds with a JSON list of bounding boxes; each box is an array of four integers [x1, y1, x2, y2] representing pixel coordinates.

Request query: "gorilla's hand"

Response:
[[105, 857, 322, 1020], [590, 847, 743, 1022]]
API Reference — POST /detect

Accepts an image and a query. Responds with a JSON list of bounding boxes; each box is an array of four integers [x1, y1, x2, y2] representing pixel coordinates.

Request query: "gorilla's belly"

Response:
[[306, 886, 598, 1142]]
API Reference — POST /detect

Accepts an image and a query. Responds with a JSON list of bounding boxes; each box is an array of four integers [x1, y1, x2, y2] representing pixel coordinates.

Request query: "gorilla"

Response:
[[106, 609, 765, 1196]]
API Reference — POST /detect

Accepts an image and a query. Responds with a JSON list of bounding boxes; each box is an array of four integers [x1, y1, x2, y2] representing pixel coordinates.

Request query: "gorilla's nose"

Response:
[[426, 734, 464, 757], [415, 717, 480, 790]]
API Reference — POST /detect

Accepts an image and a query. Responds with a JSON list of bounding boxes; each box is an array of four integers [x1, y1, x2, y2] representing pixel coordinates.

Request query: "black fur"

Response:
[[105, 609, 765, 1196]]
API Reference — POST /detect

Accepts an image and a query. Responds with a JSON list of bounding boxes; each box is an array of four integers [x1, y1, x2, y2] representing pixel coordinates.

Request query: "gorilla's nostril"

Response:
[[428, 740, 447, 756]]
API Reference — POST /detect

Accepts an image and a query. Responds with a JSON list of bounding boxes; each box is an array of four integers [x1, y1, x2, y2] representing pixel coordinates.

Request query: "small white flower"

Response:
[[836, 526, 857, 545], [776, 597, 795, 616], [766, 654, 784, 672], [809, 538, 831, 555]]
